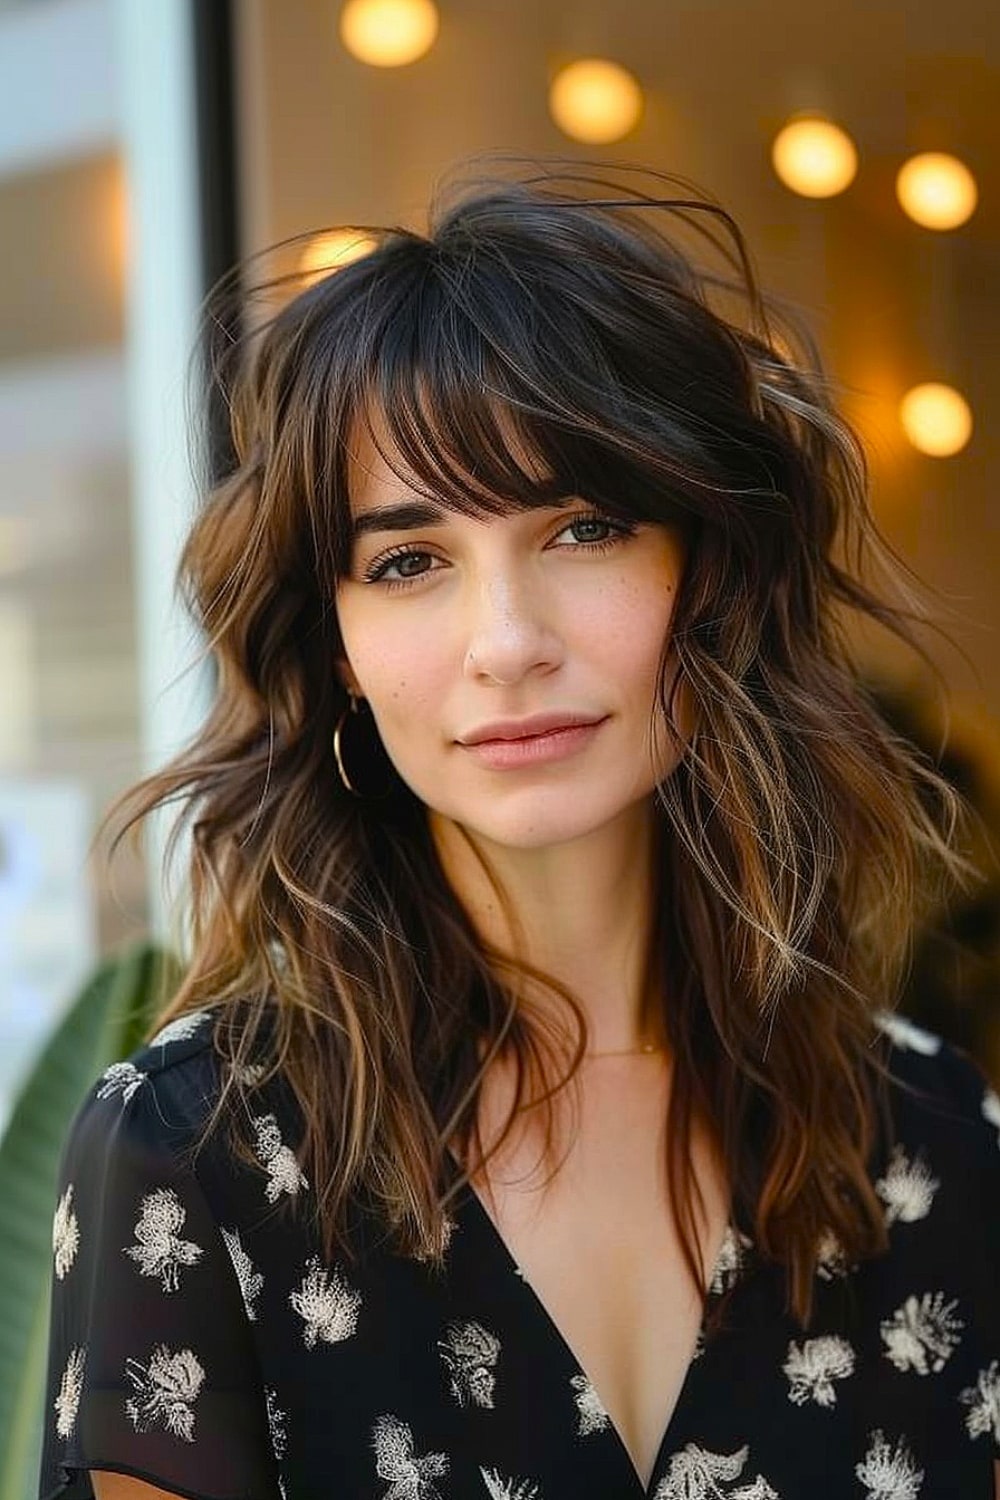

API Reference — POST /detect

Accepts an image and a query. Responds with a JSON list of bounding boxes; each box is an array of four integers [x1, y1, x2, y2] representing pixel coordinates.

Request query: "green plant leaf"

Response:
[[0, 941, 181, 1500]]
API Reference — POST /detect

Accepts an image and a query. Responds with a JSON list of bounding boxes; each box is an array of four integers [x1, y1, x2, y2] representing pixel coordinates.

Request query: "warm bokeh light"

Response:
[[338, 0, 439, 67], [896, 152, 978, 230], [899, 382, 973, 456], [298, 229, 379, 280], [548, 58, 644, 144], [771, 116, 858, 198]]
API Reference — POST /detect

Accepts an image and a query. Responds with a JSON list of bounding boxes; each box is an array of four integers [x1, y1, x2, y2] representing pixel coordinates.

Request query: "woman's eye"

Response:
[[558, 517, 613, 545], [551, 514, 633, 548], [388, 552, 433, 579], [363, 549, 439, 585]]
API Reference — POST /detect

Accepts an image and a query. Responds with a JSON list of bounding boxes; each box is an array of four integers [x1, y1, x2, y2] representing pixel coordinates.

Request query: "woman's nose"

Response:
[[461, 572, 562, 686]]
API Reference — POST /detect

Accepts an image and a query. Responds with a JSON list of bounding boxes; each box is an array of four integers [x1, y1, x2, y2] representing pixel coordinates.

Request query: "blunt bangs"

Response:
[[346, 255, 680, 537], [249, 174, 828, 609]]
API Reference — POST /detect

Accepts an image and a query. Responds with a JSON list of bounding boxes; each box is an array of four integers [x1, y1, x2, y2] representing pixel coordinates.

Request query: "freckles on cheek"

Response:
[[384, 682, 438, 726], [375, 661, 438, 719], [598, 576, 676, 653]]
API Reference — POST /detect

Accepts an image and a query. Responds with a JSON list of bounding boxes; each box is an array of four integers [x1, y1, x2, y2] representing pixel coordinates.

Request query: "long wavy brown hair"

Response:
[[102, 160, 972, 1326]]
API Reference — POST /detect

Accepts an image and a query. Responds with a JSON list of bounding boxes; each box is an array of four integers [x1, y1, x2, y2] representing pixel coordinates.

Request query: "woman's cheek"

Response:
[[372, 662, 448, 748]]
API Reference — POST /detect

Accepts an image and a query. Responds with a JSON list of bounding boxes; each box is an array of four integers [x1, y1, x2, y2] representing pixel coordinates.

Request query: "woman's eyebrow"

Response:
[[350, 501, 449, 540]]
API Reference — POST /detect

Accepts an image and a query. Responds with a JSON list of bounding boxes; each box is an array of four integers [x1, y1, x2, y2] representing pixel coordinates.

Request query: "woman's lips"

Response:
[[458, 718, 608, 769]]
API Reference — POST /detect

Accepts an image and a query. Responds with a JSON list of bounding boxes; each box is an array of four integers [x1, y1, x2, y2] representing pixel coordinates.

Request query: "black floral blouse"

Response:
[[38, 1008, 1000, 1500]]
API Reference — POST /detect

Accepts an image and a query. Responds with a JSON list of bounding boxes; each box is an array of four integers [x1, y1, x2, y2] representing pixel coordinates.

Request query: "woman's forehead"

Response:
[[344, 399, 557, 518], [345, 417, 413, 509]]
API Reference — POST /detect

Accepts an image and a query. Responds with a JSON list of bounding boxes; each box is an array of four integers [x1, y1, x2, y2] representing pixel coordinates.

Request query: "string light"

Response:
[[896, 152, 978, 230], [339, 0, 439, 67], [899, 383, 973, 456], [771, 115, 858, 198], [548, 58, 644, 144]]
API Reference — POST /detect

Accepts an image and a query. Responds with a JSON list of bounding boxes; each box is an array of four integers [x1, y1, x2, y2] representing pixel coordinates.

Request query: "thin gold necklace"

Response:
[[583, 1042, 667, 1059]]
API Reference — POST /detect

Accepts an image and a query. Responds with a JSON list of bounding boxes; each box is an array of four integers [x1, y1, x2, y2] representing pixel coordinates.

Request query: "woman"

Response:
[[39, 163, 1000, 1500]]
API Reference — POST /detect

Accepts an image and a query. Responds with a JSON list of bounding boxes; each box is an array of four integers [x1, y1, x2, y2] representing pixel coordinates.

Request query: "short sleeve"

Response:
[[37, 1054, 282, 1500]]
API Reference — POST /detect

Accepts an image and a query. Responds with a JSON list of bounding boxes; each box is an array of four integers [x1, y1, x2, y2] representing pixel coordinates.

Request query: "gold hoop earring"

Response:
[[333, 693, 395, 800], [333, 692, 361, 795]]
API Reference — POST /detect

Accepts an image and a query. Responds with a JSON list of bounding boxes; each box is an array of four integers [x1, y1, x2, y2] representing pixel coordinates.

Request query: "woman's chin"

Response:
[[440, 795, 646, 854]]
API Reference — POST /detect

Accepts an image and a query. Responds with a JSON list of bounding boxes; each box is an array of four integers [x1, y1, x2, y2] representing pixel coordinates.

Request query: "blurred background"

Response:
[[2, 5, 1000, 1487], [2, 0, 1000, 1127]]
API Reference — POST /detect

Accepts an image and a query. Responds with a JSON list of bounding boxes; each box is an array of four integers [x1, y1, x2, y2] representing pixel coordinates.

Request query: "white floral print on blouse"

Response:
[[54, 1346, 86, 1439], [873, 1012, 941, 1056], [372, 1412, 448, 1500], [124, 1343, 205, 1442], [220, 1225, 264, 1321], [570, 1373, 610, 1435], [480, 1467, 541, 1499], [149, 1010, 213, 1047], [653, 1442, 777, 1499], [289, 1254, 362, 1348], [874, 1147, 940, 1227], [52, 1184, 80, 1281], [880, 1292, 963, 1375], [265, 1385, 288, 1459], [855, 1429, 923, 1500], [265, 1385, 290, 1500], [95, 1060, 147, 1104], [438, 1319, 501, 1408], [252, 1112, 309, 1202], [708, 1225, 753, 1296], [783, 1335, 855, 1408], [959, 1360, 1000, 1444], [124, 1187, 204, 1293]]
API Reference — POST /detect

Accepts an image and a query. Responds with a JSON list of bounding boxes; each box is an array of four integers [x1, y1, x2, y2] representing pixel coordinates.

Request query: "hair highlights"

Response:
[[102, 161, 972, 1325]]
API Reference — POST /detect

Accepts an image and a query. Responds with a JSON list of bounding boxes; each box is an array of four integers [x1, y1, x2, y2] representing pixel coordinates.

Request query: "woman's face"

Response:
[[334, 419, 686, 851]]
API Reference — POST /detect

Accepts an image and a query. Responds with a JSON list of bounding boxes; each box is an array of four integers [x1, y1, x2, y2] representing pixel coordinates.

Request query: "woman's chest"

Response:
[[464, 1077, 732, 1491]]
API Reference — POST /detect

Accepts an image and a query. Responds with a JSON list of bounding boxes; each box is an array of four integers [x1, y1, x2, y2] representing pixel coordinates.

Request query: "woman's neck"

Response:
[[427, 799, 666, 1053]]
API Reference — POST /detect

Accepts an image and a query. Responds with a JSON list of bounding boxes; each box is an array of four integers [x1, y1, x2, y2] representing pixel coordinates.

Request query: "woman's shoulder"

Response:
[[70, 1007, 231, 1150], [869, 1009, 1000, 1237], [61, 1000, 303, 1220], [92, 1006, 222, 1104], [872, 1009, 999, 1138], [84, 994, 288, 1107]]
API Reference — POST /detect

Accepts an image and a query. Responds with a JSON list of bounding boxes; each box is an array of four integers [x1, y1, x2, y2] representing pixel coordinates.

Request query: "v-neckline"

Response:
[[452, 1172, 749, 1499]]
